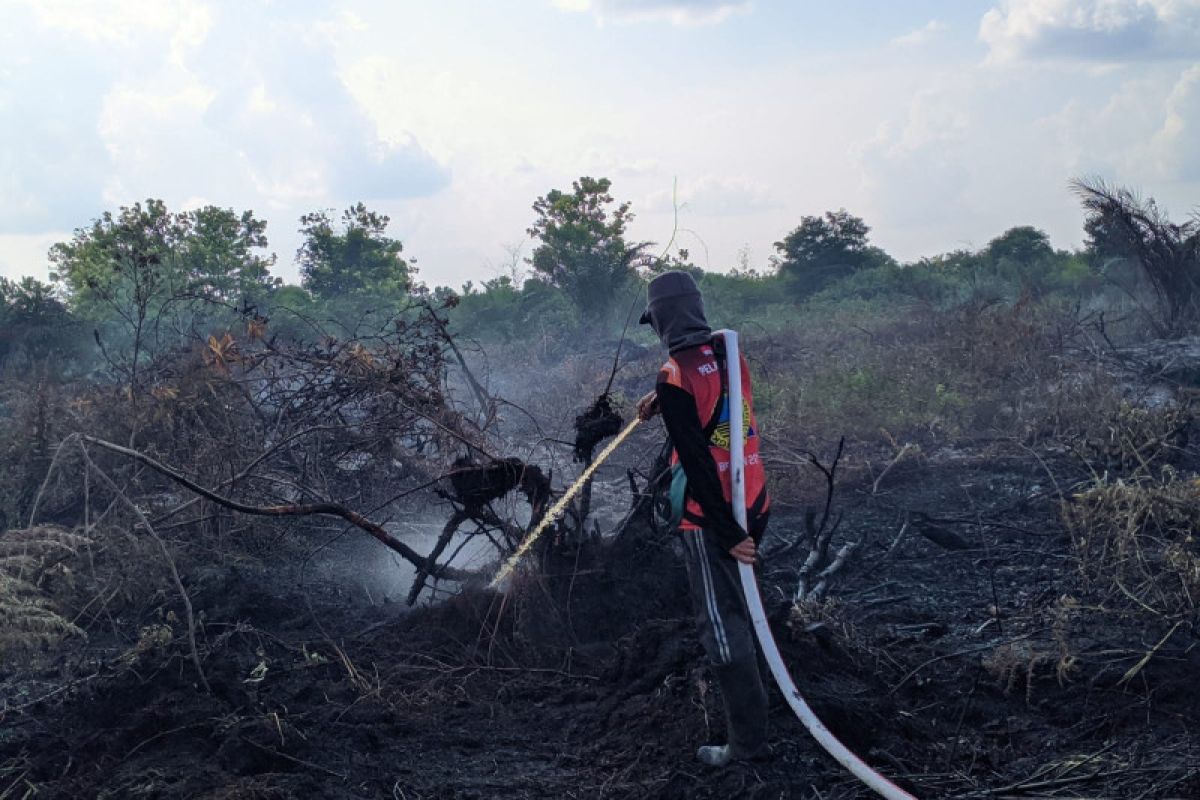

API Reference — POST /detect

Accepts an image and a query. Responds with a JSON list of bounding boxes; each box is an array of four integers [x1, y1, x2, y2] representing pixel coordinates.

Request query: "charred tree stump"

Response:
[[570, 394, 623, 539]]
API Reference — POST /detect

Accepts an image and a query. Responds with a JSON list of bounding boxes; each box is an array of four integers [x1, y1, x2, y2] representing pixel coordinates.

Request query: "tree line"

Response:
[[1, 176, 1197, 378]]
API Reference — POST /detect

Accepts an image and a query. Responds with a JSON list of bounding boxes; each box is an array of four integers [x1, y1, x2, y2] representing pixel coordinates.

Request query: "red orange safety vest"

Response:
[[658, 335, 770, 533]]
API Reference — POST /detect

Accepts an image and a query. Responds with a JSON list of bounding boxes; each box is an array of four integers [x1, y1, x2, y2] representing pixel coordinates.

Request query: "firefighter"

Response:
[[636, 270, 771, 767]]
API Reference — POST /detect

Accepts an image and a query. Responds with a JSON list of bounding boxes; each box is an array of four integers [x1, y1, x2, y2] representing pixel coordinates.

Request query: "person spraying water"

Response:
[[635, 270, 772, 767], [496, 270, 917, 797], [638, 271, 918, 798]]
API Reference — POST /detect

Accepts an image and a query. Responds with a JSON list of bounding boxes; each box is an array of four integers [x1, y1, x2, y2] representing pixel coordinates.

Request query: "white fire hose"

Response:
[[720, 328, 918, 800]]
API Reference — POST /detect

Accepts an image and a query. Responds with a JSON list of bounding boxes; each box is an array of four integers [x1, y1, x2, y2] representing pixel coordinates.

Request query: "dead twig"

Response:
[[909, 512, 972, 551], [807, 539, 862, 601], [422, 298, 493, 422], [26, 436, 80, 528], [772, 437, 844, 562], [1118, 621, 1183, 686], [883, 518, 911, 562], [872, 442, 919, 495], [242, 739, 347, 779]]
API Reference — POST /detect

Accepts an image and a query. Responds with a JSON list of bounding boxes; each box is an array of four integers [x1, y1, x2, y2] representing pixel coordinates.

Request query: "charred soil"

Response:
[[3, 438, 1198, 799]]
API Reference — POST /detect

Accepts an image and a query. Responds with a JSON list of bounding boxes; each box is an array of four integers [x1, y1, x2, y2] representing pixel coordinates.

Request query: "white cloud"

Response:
[[552, 0, 750, 25], [579, 150, 660, 177], [0, 233, 64, 281], [1032, 60, 1200, 187], [981, 0, 1200, 62], [17, 0, 203, 46], [644, 176, 777, 215], [0, 5, 115, 233], [1152, 64, 1200, 179], [1037, 70, 1178, 183], [184, 6, 450, 205], [892, 20, 948, 48], [853, 78, 975, 232], [340, 57, 531, 165], [0, 1, 450, 238], [854, 54, 1200, 260]]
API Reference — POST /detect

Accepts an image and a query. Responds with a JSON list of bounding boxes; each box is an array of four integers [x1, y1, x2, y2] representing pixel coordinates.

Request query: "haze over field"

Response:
[[5, 5, 1200, 798], [2, 0, 1199, 285]]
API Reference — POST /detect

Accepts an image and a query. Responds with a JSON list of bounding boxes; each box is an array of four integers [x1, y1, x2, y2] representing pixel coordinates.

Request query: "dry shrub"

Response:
[[1063, 468, 1200, 618], [0, 378, 66, 530], [1, 518, 173, 668], [0, 525, 89, 661], [982, 641, 1052, 702], [787, 596, 854, 635], [1073, 401, 1192, 475], [120, 622, 174, 664], [983, 596, 1079, 700]]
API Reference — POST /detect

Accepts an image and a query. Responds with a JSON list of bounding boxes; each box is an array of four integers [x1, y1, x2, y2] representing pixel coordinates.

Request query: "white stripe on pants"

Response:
[[688, 530, 731, 664]]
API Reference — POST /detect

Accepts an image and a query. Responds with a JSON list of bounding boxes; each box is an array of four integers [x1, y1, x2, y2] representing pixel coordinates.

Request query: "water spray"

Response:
[[720, 328, 918, 800], [489, 416, 641, 588]]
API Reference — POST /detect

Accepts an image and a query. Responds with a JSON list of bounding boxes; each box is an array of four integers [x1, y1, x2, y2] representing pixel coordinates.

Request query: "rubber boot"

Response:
[[696, 744, 736, 767], [696, 743, 772, 767], [697, 660, 769, 767]]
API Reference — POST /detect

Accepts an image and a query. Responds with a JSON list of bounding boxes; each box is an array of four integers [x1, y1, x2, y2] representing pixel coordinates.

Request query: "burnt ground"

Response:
[[2, 440, 1199, 799]]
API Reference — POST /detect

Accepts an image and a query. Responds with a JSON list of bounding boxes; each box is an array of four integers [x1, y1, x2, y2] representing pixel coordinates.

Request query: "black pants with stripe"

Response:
[[680, 528, 769, 752]]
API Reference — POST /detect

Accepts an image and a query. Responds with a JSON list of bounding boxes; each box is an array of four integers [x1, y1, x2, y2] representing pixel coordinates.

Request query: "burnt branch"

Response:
[[80, 435, 474, 582], [771, 436, 845, 561], [781, 437, 861, 604], [573, 394, 622, 464], [422, 298, 493, 422], [407, 509, 471, 606]]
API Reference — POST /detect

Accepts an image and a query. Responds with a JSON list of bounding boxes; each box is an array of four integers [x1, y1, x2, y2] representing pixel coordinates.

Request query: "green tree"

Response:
[[51, 200, 277, 319], [50, 200, 190, 403], [49, 200, 278, 425], [982, 226, 1059, 297], [984, 226, 1053, 266], [297, 203, 412, 303], [50, 199, 182, 320], [0, 277, 81, 371], [440, 273, 580, 345], [773, 209, 894, 296], [178, 206, 278, 306], [527, 177, 646, 324]]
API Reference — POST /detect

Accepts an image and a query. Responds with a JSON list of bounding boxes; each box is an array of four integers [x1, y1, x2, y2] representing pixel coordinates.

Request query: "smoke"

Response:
[[306, 513, 497, 607]]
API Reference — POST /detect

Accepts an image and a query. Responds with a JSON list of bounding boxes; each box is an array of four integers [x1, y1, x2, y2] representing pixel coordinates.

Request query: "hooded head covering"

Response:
[[639, 270, 712, 353]]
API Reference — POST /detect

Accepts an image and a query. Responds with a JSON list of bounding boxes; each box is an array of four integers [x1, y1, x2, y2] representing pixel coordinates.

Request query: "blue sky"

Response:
[[2, 0, 1198, 288]]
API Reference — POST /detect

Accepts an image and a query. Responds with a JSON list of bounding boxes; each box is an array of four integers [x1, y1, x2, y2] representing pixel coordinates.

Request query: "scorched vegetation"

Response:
[[1, 179, 1198, 799]]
